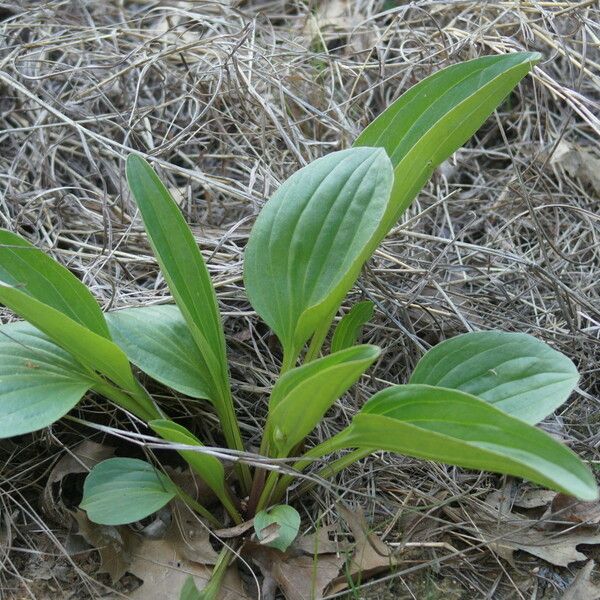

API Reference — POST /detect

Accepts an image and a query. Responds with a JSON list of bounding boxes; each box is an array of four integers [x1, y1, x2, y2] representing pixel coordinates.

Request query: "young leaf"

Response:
[[409, 331, 579, 424], [254, 505, 301, 552], [81, 458, 177, 525], [107, 305, 211, 400], [329, 385, 597, 501], [0, 282, 156, 420], [0, 321, 94, 438], [149, 419, 241, 522], [355, 52, 541, 230], [126, 155, 228, 401], [331, 301, 374, 353], [0, 230, 110, 337], [267, 345, 380, 456], [244, 147, 393, 363]]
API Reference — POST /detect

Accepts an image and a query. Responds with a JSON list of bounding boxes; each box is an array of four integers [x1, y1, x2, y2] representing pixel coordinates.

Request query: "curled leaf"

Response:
[[254, 505, 301, 552]]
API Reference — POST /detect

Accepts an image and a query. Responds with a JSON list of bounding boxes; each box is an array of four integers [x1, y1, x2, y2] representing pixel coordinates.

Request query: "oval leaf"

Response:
[[107, 305, 211, 400], [268, 345, 380, 456], [355, 52, 541, 229], [331, 301, 374, 353], [332, 385, 596, 501], [244, 147, 393, 361], [0, 230, 109, 337], [254, 504, 301, 552], [81, 457, 177, 525], [409, 331, 579, 424], [0, 321, 93, 438]]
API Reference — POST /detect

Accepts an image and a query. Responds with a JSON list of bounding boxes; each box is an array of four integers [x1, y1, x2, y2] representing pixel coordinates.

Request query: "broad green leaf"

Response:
[[148, 419, 240, 521], [126, 155, 228, 402], [355, 52, 541, 231], [330, 385, 596, 501], [0, 321, 94, 438], [254, 504, 301, 552], [331, 301, 374, 353], [0, 282, 156, 420], [107, 305, 211, 400], [0, 230, 109, 337], [267, 345, 380, 456], [409, 331, 579, 424], [244, 147, 393, 361], [81, 457, 177, 525]]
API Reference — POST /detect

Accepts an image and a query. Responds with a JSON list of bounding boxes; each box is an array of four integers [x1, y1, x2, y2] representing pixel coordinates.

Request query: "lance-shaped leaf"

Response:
[[149, 420, 240, 522], [355, 52, 541, 231], [328, 385, 596, 501], [0, 321, 94, 438], [331, 301, 374, 353], [126, 156, 228, 402], [267, 345, 380, 456], [0, 282, 156, 420], [244, 147, 393, 362], [107, 305, 211, 400], [81, 458, 178, 525], [409, 331, 579, 424], [0, 230, 109, 338]]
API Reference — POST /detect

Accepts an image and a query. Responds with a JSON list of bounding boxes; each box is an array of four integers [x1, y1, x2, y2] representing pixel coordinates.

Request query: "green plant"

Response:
[[0, 52, 595, 596]]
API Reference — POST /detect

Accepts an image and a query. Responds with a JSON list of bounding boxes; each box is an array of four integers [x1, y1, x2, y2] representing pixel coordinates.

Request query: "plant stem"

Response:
[[218, 488, 244, 525], [255, 470, 280, 513], [92, 380, 160, 422], [273, 449, 371, 503], [196, 543, 236, 599], [217, 387, 252, 496], [176, 487, 223, 529], [268, 433, 352, 503], [304, 314, 333, 363], [281, 347, 299, 374]]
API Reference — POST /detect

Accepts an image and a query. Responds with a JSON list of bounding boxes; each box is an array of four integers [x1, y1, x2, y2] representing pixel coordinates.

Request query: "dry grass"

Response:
[[0, 0, 599, 598]]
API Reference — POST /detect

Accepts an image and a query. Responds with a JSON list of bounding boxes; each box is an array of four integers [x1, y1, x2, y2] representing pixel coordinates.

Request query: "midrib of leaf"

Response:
[[375, 61, 493, 157], [301, 154, 379, 305], [111, 309, 204, 375], [364, 59, 537, 238], [340, 414, 592, 496], [139, 196, 225, 391], [282, 160, 341, 343], [482, 374, 579, 402]]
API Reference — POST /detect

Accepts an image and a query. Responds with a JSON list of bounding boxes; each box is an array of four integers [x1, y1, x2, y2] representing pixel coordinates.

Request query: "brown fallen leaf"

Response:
[[551, 140, 600, 194], [71, 509, 140, 583], [247, 541, 344, 600], [514, 489, 557, 510], [485, 488, 557, 513], [294, 526, 340, 555], [551, 494, 600, 525], [166, 500, 219, 565], [563, 560, 600, 600], [334, 505, 397, 582], [43, 440, 115, 523], [447, 504, 600, 567], [127, 539, 251, 600]]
